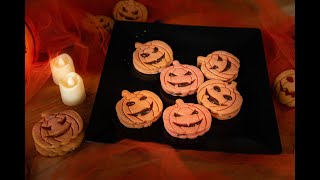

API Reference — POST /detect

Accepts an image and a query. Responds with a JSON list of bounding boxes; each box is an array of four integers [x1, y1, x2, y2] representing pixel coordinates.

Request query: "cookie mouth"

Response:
[[280, 82, 295, 98], [221, 60, 231, 72], [145, 53, 165, 65], [210, 59, 231, 72], [128, 102, 153, 116], [205, 89, 228, 106], [173, 119, 203, 127], [168, 80, 195, 87], [119, 12, 139, 21]]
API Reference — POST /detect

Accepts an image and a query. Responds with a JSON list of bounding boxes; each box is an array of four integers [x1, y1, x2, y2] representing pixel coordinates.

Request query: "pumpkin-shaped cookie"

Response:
[[197, 50, 240, 82], [113, 0, 148, 22], [163, 99, 212, 139], [197, 79, 243, 120], [96, 15, 115, 33], [160, 60, 204, 97], [133, 40, 173, 74], [32, 110, 84, 157], [116, 90, 163, 128], [273, 69, 295, 107]]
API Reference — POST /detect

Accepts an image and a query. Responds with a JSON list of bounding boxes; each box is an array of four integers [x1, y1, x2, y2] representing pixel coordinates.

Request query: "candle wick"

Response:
[[58, 58, 65, 66], [67, 77, 75, 86]]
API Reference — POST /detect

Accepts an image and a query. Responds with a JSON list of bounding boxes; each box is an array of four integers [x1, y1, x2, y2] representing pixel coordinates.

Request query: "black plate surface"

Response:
[[85, 21, 282, 154]]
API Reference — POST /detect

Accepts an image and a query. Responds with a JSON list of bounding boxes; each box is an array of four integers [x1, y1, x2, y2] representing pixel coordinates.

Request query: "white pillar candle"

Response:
[[50, 53, 75, 85], [59, 72, 86, 106]]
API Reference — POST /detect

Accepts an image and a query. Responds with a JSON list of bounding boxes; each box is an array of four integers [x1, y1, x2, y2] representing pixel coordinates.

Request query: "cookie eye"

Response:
[[208, 96, 219, 105], [217, 56, 223, 61], [192, 110, 198, 114], [286, 76, 294, 82], [174, 113, 181, 117], [132, 10, 138, 15], [184, 71, 192, 75], [122, 7, 128, 12], [153, 47, 158, 53], [213, 86, 221, 92], [223, 95, 232, 100], [141, 53, 149, 58], [140, 96, 147, 100], [211, 65, 218, 69], [169, 73, 176, 77], [126, 101, 135, 106]]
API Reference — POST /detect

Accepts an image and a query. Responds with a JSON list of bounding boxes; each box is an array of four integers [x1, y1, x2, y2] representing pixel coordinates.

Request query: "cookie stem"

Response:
[[197, 56, 206, 67]]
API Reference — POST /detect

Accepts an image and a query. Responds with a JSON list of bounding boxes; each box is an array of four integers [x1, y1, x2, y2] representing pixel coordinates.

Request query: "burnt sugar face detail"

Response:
[[32, 110, 85, 157], [197, 50, 240, 83], [133, 40, 174, 74], [113, 0, 148, 22], [273, 69, 295, 107], [197, 79, 243, 120], [116, 90, 163, 128], [160, 60, 204, 97], [162, 99, 212, 139]]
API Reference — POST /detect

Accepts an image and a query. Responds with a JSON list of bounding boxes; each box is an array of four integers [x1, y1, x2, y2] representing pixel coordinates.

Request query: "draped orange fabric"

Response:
[[25, 0, 294, 179]]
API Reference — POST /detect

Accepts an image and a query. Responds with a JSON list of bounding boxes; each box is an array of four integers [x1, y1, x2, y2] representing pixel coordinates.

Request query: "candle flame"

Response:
[[67, 76, 75, 86], [58, 57, 65, 66]]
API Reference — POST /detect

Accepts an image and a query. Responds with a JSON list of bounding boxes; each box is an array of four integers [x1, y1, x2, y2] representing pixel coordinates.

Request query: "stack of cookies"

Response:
[[32, 110, 84, 157]]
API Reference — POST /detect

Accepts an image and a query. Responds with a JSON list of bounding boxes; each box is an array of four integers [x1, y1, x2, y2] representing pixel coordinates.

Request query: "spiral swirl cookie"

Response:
[[133, 40, 174, 74], [116, 90, 163, 128], [96, 15, 115, 33], [197, 79, 243, 120], [32, 110, 84, 157], [163, 99, 212, 139], [113, 0, 148, 22], [197, 50, 240, 82], [160, 60, 204, 97], [273, 69, 295, 107]]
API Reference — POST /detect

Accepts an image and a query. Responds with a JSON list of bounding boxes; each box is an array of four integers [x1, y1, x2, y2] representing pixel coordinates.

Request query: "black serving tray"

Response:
[[85, 21, 282, 154]]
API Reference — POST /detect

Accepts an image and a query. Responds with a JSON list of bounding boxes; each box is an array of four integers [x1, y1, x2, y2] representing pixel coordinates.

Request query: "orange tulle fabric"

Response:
[[26, 0, 294, 179], [25, 0, 110, 103], [25, 0, 294, 104]]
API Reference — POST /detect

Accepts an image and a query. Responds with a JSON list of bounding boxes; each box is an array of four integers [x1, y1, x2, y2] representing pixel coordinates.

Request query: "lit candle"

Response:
[[50, 53, 75, 85], [59, 72, 86, 106]]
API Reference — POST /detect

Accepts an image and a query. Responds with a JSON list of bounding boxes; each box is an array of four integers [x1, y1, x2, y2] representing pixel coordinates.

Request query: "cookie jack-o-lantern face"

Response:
[[163, 99, 212, 139], [197, 50, 240, 82], [133, 40, 173, 74], [197, 79, 243, 120], [96, 15, 115, 33], [32, 110, 83, 149], [116, 90, 163, 128], [113, 0, 148, 22], [273, 69, 295, 107], [160, 60, 204, 97]]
